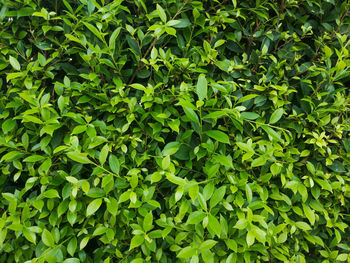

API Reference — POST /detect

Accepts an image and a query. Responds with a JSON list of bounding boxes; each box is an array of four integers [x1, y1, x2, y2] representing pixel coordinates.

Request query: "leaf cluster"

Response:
[[0, 0, 350, 262]]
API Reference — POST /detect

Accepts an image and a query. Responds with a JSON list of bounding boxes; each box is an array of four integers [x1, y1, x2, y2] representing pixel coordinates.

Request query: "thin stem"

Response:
[[128, 0, 190, 85]]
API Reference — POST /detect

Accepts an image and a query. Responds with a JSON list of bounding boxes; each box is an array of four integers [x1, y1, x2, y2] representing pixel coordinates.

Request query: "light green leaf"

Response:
[[109, 27, 121, 50], [42, 229, 55, 247], [209, 186, 226, 208], [143, 212, 153, 232], [23, 228, 36, 244], [67, 152, 92, 164], [67, 237, 77, 256], [236, 142, 254, 153], [205, 130, 230, 144], [251, 156, 267, 167], [212, 155, 233, 168], [234, 219, 248, 229], [208, 214, 221, 236], [166, 174, 188, 186], [183, 107, 200, 124], [99, 144, 109, 165], [186, 211, 206, 224], [130, 235, 144, 250], [199, 240, 217, 251], [156, 4, 167, 23], [107, 197, 118, 216], [295, 221, 312, 231], [109, 154, 120, 175], [163, 142, 181, 156], [162, 155, 171, 169], [9, 56, 21, 71], [177, 246, 197, 259], [83, 22, 104, 42], [269, 108, 283, 124], [246, 231, 255, 247], [2, 119, 16, 134], [23, 155, 46, 162], [80, 236, 89, 250], [43, 189, 60, 199], [241, 112, 260, 120], [196, 74, 207, 101], [302, 204, 315, 225], [86, 198, 102, 216]]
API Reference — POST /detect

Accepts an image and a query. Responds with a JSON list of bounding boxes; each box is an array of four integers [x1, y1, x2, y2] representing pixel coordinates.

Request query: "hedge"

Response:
[[0, 0, 350, 262]]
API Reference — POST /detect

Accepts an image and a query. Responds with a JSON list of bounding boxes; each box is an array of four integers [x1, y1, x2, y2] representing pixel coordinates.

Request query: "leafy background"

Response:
[[0, 0, 350, 262]]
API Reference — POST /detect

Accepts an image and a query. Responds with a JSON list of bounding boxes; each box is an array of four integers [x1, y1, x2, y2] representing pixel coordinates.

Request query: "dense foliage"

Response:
[[0, 0, 350, 262]]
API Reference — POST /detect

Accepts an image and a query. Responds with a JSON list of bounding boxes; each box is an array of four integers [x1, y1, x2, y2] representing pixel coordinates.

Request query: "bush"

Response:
[[0, 0, 350, 262]]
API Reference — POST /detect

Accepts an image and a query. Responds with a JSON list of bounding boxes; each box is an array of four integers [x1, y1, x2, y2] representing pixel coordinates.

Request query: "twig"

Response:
[[128, 0, 190, 85], [128, 36, 158, 85]]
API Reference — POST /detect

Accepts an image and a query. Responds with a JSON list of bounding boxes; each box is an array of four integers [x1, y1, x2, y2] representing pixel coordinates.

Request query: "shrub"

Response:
[[0, 0, 350, 262]]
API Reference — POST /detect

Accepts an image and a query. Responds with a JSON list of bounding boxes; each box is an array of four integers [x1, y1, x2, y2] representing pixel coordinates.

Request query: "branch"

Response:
[[128, 0, 190, 85]]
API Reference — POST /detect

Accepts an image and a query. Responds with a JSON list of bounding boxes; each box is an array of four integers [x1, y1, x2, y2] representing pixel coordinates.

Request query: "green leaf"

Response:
[[236, 142, 254, 153], [80, 236, 89, 250], [261, 126, 282, 142], [42, 229, 55, 247], [109, 155, 120, 175], [23, 228, 36, 244], [196, 74, 208, 101], [43, 189, 60, 199], [302, 204, 315, 225], [241, 112, 260, 120], [212, 155, 233, 168], [163, 142, 181, 156], [99, 144, 109, 165], [9, 56, 20, 71], [83, 22, 104, 42], [295, 221, 312, 231], [143, 212, 153, 232], [199, 240, 217, 251], [1, 151, 22, 162], [86, 198, 102, 216], [209, 186, 226, 208], [183, 107, 200, 124], [156, 4, 167, 23], [162, 155, 171, 169], [204, 111, 227, 119], [66, 152, 92, 164], [23, 155, 46, 162], [2, 119, 16, 134], [237, 94, 259, 104], [109, 27, 121, 49], [166, 174, 188, 186], [63, 259, 80, 263], [67, 237, 77, 257], [130, 235, 144, 250], [186, 211, 206, 224], [107, 197, 118, 216], [269, 108, 283, 124], [208, 214, 221, 236], [251, 156, 266, 167], [234, 219, 248, 229], [177, 246, 197, 259], [246, 231, 255, 247], [171, 18, 190, 28], [205, 130, 230, 144]]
